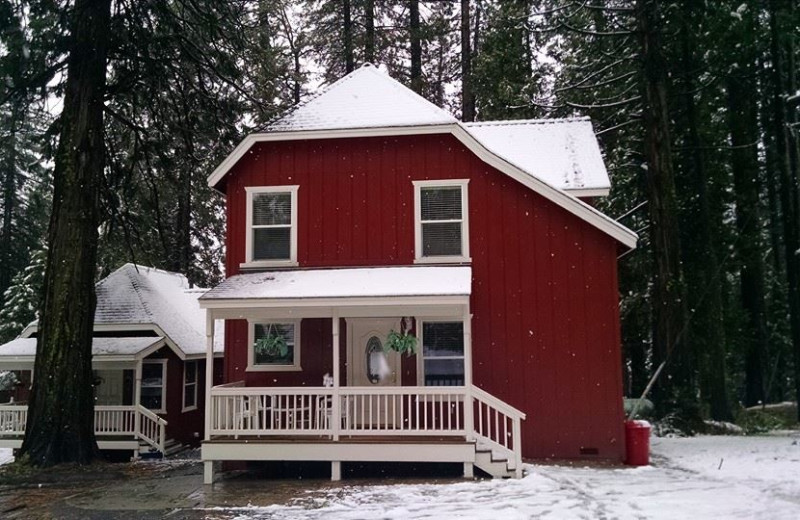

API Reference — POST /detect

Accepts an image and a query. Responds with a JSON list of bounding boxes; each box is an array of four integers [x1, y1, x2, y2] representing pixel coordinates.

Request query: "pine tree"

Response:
[[0, 247, 47, 342]]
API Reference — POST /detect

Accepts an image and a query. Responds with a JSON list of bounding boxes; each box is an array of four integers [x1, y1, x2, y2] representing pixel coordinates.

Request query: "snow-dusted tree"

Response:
[[0, 247, 46, 343]]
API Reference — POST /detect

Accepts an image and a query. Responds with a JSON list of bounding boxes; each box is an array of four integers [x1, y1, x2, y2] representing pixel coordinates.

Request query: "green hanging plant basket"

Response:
[[254, 325, 289, 359], [384, 329, 417, 356]]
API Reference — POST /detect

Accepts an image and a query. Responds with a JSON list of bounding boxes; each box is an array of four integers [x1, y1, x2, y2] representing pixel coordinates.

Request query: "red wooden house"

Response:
[[198, 64, 637, 482]]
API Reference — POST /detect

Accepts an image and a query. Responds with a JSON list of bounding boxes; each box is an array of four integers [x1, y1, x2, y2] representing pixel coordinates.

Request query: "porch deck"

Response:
[[201, 383, 526, 481]]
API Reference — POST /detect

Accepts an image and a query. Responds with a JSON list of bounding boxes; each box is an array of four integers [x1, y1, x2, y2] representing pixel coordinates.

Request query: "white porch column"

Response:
[[204, 310, 215, 486], [463, 304, 474, 442], [134, 359, 142, 439], [331, 309, 341, 442]]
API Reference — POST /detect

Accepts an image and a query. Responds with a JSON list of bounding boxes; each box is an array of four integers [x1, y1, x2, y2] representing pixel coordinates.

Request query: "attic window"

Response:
[[413, 180, 470, 263], [244, 186, 298, 268]]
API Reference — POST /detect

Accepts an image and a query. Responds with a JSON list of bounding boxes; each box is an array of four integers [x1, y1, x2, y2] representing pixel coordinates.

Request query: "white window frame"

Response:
[[416, 318, 467, 387], [242, 185, 299, 269], [141, 359, 168, 414], [413, 179, 470, 263], [182, 360, 198, 412], [247, 319, 302, 372]]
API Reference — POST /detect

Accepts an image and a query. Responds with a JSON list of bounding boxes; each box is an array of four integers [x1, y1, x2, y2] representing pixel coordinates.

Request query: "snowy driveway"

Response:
[[205, 434, 800, 520]]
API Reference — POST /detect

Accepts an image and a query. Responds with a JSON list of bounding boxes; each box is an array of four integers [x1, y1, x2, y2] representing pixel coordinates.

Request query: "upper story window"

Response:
[[244, 186, 299, 268], [413, 180, 470, 263]]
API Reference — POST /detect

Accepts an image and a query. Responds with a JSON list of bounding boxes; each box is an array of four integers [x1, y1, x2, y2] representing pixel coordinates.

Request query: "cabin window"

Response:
[[244, 186, 299, 267], [248, 320, 302, 372], [413, 180, 470, 262], [141, 359, 167, 413], [420, 321, 465, 386], [182, 360, 198, 412]]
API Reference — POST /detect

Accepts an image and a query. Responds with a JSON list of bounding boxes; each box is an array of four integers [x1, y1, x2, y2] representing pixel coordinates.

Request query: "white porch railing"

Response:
[[208, 384, 526, 475], [0, 404, 167, 454]]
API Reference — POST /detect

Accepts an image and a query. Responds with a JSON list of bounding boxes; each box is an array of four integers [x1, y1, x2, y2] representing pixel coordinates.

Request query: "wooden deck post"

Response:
[[463, 304, 474, 442], [134, 360, 142, 441], [463, 462, 474, 479], [331, 460, 342, 481], [205, 311, 215, 442], [332, 310, 341, 441]]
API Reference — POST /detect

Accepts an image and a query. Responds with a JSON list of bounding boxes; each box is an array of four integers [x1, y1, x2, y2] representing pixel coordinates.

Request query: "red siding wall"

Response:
[[221, 134, 625, 461]]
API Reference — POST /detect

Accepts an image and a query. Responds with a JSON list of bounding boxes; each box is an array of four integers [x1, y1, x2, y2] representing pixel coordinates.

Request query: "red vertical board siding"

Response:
[[221, 134, 626, 461]]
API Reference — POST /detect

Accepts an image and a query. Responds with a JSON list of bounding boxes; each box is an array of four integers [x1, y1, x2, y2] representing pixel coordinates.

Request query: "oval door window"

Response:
[[366, 336, 386, 384]]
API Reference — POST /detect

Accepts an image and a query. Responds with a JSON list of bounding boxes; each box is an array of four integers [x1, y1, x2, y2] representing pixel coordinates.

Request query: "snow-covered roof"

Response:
[[0, 336, 164, 359], [463, 119, 609, 192], [200, 266, 471, 302], [263, 64, 457, 132], [206, 64, 635, 249], [92, 264, 221, 356], [15, 264, 223, 357]]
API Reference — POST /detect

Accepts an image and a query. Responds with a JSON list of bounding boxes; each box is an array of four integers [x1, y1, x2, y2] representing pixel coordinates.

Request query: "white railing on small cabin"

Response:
[[208, 384, 526, 475], [0, 403, 167, 454]]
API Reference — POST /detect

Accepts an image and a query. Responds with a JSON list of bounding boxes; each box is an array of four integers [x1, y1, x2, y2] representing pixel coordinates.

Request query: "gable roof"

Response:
[[207, 64, 635, 249], [263, 64, 457, 132], [16, 264, 223, 358]]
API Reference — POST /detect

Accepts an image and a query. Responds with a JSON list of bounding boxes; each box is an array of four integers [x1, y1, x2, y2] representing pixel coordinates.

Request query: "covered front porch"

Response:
[[200, 266, 526, 482]]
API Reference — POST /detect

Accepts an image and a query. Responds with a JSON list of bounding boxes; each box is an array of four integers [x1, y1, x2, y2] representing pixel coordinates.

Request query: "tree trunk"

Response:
[[769, 0, 800, 420], [677, 0, 731, 421], [726, 6, 769, 408], [461, 0, 475, 121], [19, 0, 111, 467], [343, 0, 354, 73], [635, 0, 695, 424], [409, 0, 423, 94], [364, 0, 375, 63]]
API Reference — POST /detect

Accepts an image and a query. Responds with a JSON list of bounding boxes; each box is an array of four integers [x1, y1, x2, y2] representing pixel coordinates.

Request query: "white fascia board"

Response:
[[567, 187, 610, 198], [208, 123, 637, 249], [198, 295, 470, 310]]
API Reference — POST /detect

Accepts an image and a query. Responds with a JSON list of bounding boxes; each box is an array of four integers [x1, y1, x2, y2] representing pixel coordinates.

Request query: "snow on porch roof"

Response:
[[0, 336, 165, 359], [199, 266, 472, 302]]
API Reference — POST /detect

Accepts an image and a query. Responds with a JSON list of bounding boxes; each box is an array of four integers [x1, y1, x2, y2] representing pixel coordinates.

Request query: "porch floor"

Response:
[[206, 434, 468, 444]]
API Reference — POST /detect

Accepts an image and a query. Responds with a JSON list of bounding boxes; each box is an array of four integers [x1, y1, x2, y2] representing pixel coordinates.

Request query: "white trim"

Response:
[[244, 185, 299, 267], [416, 318, 468, 387], [182, 360, 199, 412], [141, 359, 168, 414], [572, 188, 610, 198], [246, 319, 302, 372], [206, 124, 637, 248], [199, 295, 470, 310], [413, 179, 471, 263]]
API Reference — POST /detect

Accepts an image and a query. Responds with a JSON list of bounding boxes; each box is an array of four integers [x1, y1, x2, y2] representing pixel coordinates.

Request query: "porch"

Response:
[[199, 266, 527, 482], [0, 403, 167, 458]]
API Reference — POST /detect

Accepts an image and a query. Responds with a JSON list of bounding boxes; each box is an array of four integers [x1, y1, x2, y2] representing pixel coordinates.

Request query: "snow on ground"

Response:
[[0, 448, 13, 465], [204, 433, 800, 520]]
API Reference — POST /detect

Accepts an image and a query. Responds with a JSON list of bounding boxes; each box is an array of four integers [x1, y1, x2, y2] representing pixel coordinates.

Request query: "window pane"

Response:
[[184, 384, 196, 408], [253, 227, 291, 260], [185, 362, 197, 384], [422, 222, 462, 256], [421, 187, 462, 221], [141, 387, 162, 410], [424, 359, 465, 386], [423, 322, 464, 357], [254, 323, 295, 365], [252, 192, 291, 225], [142, 363, 163, 386]]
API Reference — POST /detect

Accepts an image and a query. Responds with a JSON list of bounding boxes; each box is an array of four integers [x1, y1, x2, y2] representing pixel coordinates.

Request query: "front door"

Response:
[[347, 319, 402, 428], [348, 318, 401, 387], [94, 369, 125, 405]]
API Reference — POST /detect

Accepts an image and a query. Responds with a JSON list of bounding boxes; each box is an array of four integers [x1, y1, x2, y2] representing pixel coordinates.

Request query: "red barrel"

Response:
[[625, 420, 651, 466]]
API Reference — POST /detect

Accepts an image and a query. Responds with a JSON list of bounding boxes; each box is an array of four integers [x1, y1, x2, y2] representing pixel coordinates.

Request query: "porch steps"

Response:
[[138, 438, 187, 459], [473, 443, 518, 479]]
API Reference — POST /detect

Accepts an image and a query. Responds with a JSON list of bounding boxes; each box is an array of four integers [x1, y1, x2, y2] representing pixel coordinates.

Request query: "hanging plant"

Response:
[[384, 329, 417, 356], [254, 325, 289, 359]]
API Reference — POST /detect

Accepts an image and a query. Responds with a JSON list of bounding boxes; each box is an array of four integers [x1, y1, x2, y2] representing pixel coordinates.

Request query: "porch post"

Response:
[[463, 304, 474, 443], [331, 309, 341, 441], [134, 359, 142, 440], [204, 310, 215, 485]]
